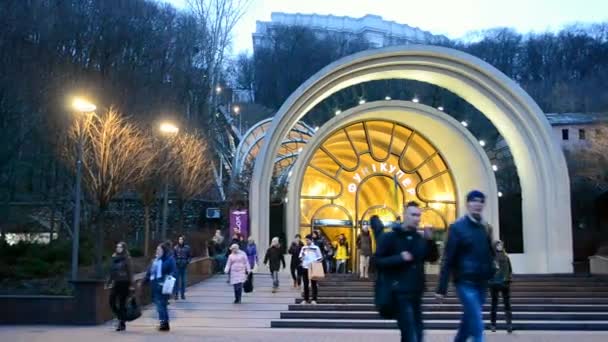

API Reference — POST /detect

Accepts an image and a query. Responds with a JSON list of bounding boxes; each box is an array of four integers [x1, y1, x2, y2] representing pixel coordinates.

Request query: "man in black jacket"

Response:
[[264, 237, 286, 293], [375, 201, 439, 342], [435, 190, 495, 342]]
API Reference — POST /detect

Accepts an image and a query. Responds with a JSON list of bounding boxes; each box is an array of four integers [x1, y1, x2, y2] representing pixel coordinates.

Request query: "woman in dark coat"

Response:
[[107, 241, 133, 331], [489, 240, 513, 333], [144, 243, 177, 331], [288, 234, 304, 288]]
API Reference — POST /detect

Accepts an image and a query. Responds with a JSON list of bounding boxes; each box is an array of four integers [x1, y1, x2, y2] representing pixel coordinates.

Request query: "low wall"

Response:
[[0, 257, 213, 325]]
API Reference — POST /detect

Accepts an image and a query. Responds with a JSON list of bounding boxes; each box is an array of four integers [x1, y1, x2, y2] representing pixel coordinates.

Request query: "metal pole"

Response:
[[71, 127, 83, 281], [161, 174, 169, 241]]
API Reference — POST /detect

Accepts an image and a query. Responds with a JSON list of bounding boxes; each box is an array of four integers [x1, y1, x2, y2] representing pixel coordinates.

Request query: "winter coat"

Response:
[[225, 251, 250, 285], [489, 251, 512, 286], [174, 243, 192, 269], [288, 241, 304, 267], [375, 226, 439, 295], [357, 231, 373, 257], [107, 254, 133, 285], [437, 216, 496, 295], [245, 243, 258, 269], [144, 254, 177, 285], [264, 246, 286, 272], [335, 239, 349, 261]]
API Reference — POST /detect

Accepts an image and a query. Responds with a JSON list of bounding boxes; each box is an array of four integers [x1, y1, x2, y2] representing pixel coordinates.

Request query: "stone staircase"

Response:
[[271, 274, 608, 331]]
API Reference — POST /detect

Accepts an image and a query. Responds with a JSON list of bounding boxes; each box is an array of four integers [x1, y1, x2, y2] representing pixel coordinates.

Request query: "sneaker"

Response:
[[115, 321, 126, 331], [491, 324, 496, 332], [272, 288, 277, 293], [174, 294, 179, 300], [311, 300, 317, 305], [181, 294, 186, 300], [507, 325, 513, 334]]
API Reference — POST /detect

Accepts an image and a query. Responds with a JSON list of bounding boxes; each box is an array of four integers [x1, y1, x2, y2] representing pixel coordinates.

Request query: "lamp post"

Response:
[[233, 105, 241, 135], [159, 122, 179, 241], [70, 98, 96, 281]]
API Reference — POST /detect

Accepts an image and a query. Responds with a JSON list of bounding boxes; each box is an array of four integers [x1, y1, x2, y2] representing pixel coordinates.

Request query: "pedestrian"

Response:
[[288, 234, 304, 288], [489, 240, 513, 333], [144, 243, 177, 332], [335, 234, 349, 273], [106, 241, 134, 332], [245, 236, 258, 270], [225, 243, 251, 304], [212, 229, 227, 274], [357, 223, 373, 279], [375, 202, 439, 342], [312, 230, 329, 273], [299, 234, 323, 304], [173, 235, 191, 300], [264, 237, 286, 292], [436, 190, 496, 342]]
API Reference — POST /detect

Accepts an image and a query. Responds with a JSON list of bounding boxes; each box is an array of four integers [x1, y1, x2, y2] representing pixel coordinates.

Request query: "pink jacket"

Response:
[[225, 251, 251, 285]]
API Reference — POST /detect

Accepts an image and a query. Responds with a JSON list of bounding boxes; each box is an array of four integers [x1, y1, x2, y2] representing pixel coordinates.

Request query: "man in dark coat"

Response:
[[375, 201, 439, 342], [173, 235, 192, 300], [436, 190, 496, 342], [264, 237, 286, 292]]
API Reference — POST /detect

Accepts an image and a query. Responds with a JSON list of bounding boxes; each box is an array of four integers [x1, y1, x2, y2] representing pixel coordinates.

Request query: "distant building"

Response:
[[253, 13, 448, 50]]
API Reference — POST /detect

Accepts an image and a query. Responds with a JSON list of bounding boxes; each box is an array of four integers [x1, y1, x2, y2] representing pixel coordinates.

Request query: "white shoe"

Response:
[[310, 300, 317, 305]]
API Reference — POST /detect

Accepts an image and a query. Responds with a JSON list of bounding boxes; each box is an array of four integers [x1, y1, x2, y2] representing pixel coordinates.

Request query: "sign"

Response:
[[206, 208, 221, 219], [347, 162, 414, 193], [229, 209, 249, 239]]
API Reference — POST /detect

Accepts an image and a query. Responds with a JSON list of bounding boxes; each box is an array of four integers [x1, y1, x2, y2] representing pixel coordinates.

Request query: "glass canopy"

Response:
[[300, 120, 457, 233]]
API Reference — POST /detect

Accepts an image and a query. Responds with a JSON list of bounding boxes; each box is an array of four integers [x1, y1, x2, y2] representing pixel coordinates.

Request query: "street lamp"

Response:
[[233, 106, 242, 134], [70, 97, 96, 281], [159, 122, 179, 241]]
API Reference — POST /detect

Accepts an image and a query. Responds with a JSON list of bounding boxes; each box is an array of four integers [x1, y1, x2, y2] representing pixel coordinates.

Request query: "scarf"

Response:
[[150, 258, 163, 281]]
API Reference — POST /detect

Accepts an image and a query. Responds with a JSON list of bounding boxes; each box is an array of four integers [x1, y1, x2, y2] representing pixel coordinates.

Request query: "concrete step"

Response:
[[318, 284, 608, 291], [280, 310, 608, 320], [288, 303, 608, 312], [313, 291, 608, 298], [295, 297, 608, 305], [270, 318, 608, 330]]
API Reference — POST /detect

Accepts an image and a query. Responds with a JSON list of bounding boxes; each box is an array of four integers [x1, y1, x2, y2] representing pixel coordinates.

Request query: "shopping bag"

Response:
[[309, 261, 325, 280], [162, 275, 176, 295], [124, 296, 142, 322], [244, 273, 254, 293]]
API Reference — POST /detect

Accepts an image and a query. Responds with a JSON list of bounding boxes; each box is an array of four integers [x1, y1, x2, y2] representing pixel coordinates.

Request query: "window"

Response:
[[579, 129, 586, 140], [562, 129, 569, 141]]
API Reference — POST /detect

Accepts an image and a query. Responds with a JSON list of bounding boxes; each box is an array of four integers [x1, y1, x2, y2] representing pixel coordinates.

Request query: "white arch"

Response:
[[250, 45, 572, 274]]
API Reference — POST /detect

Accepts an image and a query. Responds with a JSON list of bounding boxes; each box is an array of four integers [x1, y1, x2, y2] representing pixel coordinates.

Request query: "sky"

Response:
[[167, 0, 608, 54]]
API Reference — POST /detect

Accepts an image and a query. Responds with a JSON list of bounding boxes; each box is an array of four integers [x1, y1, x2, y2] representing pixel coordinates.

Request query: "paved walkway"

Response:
[[2, 271, 608, 341]]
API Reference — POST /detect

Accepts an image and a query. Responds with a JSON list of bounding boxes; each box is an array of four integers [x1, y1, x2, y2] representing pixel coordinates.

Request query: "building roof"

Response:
[[545, 112, 608, 126]]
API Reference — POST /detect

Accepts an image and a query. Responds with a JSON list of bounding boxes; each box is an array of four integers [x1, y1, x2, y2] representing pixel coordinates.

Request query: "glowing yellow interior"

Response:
[[299, 120, 457, 235]]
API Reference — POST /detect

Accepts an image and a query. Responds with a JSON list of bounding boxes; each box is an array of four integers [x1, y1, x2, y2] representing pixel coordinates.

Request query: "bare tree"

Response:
[[171, 132, 215, 232], [187, 0, 251, 102], [64, 109, 154, 277]]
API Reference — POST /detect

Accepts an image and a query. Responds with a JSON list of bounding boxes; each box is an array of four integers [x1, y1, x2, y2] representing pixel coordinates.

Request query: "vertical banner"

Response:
[[229, 209, 249, 239]]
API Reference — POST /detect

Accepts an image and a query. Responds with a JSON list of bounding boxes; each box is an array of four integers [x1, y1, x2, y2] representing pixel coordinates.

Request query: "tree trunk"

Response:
[[178, 198, 185, 234], [93, 208, 106, 279], [144, 205, 150, 257]]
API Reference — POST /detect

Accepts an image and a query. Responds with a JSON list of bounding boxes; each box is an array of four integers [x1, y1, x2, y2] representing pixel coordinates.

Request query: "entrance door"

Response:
[[315, 224, 355, 273]]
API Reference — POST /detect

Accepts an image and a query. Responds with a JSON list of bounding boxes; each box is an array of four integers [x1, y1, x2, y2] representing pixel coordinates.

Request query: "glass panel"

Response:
[[301, 166, 342, 197], [365, 121, 394, 160]]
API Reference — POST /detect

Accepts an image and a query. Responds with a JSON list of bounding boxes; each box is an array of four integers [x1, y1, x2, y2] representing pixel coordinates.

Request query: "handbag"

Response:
[[309, 261, 325, 280], [162, 275, 176, 295], [244, 273, 254, 293], [124, 296, 141, 322], [374, 272, 397, 319]]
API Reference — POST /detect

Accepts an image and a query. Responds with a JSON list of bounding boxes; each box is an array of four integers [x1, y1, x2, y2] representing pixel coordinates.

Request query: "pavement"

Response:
[[2, 270, 608, 341]]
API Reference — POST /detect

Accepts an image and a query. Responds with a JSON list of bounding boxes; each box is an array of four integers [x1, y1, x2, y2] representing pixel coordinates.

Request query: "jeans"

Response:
[[290, 263, 302, 286], [271, 271, 280, 289], [301, 266, 318, 302], [152, 282, 169, 322], [359, 255, 370, 278], [233, 283, 243, 302], [395, 294, 423, 342], [336, 259, 347, 273], [490, 284, 512, 325], [174, 266, 187, 297], [109, 281, 130, 322], [455, 283, 487, 342]]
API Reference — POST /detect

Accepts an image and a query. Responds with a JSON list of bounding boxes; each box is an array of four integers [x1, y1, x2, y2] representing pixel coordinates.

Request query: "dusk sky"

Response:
[[166, 0, 608, 54]]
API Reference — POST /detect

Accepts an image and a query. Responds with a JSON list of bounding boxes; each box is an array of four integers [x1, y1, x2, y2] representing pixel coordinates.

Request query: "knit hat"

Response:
[[466, 190, 486, 203]]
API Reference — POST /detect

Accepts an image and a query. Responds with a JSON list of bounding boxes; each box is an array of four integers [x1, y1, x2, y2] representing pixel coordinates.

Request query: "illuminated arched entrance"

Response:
[[252, 45, 573, 274], [299, 120, 457, 240]]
